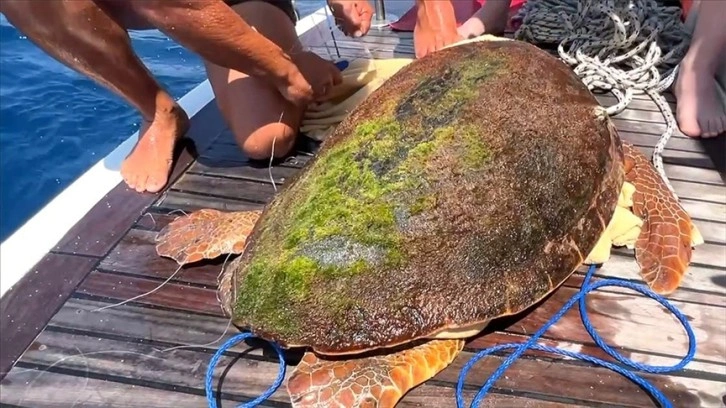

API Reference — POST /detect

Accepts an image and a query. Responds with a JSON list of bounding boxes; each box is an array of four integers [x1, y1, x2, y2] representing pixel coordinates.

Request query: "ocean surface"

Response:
[[0, 0, 385, 242]]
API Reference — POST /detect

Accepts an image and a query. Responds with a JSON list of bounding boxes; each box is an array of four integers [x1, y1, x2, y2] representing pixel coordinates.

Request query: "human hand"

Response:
[[414, 2, 463, 58], [290, 51, 344, 102], [327, 0, 373, 38], [271, 52, 342, 106], [272, 61, 315, 106]]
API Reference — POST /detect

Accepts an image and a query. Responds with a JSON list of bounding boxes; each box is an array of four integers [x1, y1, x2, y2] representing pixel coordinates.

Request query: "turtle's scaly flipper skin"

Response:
[[155, 209, 261, 265], [623, 143, 693, 294], [287, 339, 464, 408]]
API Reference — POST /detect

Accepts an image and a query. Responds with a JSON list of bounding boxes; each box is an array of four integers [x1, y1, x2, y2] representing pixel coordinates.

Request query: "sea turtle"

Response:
[[155, 39, 698, 407]]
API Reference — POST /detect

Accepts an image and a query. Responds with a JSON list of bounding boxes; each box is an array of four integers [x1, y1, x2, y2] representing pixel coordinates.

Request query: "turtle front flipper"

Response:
[[155, 208, 262, 265], [622, 143, 695, 294], [287, 339, 464, 408]]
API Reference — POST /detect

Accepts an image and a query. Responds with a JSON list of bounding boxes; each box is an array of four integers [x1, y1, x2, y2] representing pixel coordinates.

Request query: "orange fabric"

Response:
[[680, 0, 693, 19], [389, 0, 527, 32]]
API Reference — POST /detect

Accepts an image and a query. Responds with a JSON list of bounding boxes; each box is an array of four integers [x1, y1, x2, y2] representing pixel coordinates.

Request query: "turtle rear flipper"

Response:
[[155, 209, 262, 265], [623, 143, 695, 294], [287, 339, 463, 408]]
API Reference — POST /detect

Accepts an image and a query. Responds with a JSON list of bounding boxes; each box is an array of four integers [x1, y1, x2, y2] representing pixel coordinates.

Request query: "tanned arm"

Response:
[[125, 0, 303, 96]]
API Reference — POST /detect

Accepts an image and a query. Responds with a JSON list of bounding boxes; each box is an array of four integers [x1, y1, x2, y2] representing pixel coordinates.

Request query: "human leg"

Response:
[[204, 0, 304, 160], [0, 0, 189, 193], [673, 0, 726, 137]]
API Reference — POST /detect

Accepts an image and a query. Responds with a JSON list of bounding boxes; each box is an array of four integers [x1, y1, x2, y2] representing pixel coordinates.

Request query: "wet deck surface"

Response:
[[1, 20, 725, 408]]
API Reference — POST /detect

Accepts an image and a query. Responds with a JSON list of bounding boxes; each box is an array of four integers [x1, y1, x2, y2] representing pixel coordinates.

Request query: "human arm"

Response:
[[125, 0, 316, 105], [458, 0, 512, 39], [414, 0, 463, 58]]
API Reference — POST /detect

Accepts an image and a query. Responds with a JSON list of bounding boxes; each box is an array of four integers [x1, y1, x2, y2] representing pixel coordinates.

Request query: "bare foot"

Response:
[[674, 61, 726, 138], [121, 104, 190, 193]]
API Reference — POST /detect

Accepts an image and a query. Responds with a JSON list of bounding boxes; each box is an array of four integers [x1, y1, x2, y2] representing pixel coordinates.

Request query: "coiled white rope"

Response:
[[514, 0, 692, 196]]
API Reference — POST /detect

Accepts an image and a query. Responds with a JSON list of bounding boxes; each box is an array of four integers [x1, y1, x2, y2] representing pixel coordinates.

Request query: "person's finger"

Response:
[[357, 8, 371, 36]]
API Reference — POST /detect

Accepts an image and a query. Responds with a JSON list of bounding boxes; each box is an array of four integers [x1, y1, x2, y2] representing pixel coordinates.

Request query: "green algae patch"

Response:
[[460, 124, 492, 169], [231, 50, 506, 339]]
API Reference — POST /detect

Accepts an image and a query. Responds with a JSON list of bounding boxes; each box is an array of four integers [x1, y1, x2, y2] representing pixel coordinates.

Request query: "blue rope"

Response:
[[204, 265, 696, 408], [205, 332, 286, 408], [455, 264, 697, 408]]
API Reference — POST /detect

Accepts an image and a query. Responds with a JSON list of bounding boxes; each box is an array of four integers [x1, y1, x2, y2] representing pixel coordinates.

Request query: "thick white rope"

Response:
[[514, 0, 692, 196]]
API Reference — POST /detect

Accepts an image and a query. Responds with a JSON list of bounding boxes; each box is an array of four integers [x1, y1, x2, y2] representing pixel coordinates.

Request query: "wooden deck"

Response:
[[2, 18, 725, 408]]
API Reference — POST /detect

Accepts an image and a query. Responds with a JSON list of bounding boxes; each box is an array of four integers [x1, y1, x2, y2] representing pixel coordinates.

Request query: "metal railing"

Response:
[[371, 0, 399, 29]]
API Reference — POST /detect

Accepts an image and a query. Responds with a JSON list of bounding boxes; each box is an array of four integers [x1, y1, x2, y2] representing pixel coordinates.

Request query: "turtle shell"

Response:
[[220, 40, 624, 355]]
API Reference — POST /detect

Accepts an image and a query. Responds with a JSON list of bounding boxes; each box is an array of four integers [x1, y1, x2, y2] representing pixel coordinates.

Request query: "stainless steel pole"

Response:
[[370, 0, 399, 29], [373, 0, 386, 20]]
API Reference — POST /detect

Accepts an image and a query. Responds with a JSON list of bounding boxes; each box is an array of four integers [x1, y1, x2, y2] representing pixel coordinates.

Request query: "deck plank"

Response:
[[188, 160, 299, 185], [0, 369, 246, 408], [25, 296, 726, 407], [76, 271, 221, 316], [155, 190, 264, 213], [0, 254, 98, 379], [681, 198, 726, 224], [171, 173, 277, 204], [99, 229, 224, 287], [1, 366, 581, 408], [72, 264, 726, 372], [589, 253, 725, 297], [8, 329, 604, 408], [13, 312, 723, 408], [44, 296, 726, 377]]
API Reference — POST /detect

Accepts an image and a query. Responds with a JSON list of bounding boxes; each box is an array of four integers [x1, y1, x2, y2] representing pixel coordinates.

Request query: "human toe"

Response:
[[700, 117, 722, 138], [145, 173, 168, 194], [134, 174, 151, 193]]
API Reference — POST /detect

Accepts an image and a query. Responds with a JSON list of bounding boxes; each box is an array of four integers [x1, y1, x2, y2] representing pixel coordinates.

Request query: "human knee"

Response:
[[235, 122, 297, 160]]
